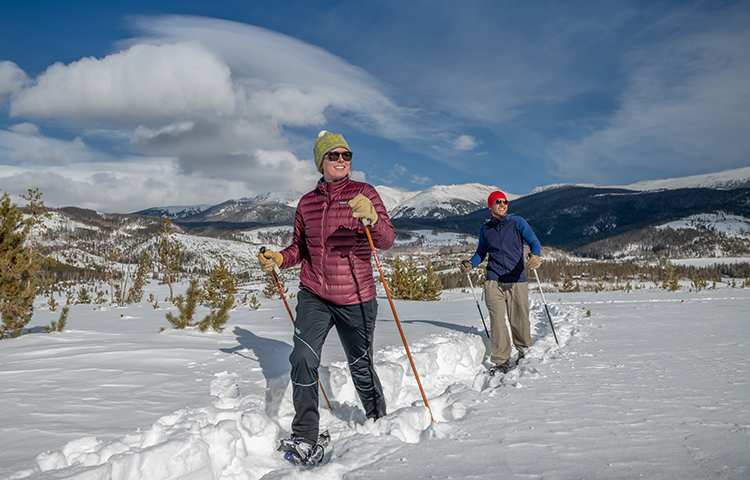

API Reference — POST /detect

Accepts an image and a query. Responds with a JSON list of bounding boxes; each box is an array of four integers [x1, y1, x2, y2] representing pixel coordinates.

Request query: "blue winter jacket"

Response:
[[470, 214, 542, 283]]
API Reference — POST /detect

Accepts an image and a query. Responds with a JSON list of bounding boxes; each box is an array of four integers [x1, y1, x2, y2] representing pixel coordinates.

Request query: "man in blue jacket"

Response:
[[461, 190, 542, 374]]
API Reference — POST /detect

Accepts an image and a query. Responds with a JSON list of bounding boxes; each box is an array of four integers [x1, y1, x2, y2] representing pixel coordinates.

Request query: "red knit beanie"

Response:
[[487, 191, 507, 209]]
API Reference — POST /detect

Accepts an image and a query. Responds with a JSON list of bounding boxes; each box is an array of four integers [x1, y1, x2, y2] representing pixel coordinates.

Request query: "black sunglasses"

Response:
[[495, 199, 508, 205], [325, 151, 353, 162]]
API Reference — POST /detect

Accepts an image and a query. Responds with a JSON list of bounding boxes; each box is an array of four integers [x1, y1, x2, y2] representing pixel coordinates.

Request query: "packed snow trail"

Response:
[[8, 295, 581, 480]]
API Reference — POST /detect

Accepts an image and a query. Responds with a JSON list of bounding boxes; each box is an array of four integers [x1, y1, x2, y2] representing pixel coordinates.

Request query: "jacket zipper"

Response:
[[321, 189, 330, 296]]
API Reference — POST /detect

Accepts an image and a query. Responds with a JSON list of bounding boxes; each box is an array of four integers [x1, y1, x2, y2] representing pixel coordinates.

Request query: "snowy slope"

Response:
[[373, 186, 419, 213], [3, 285, 748, 479], [532, 166, 750, 194], [622, 165, 750, 191], [390, 184, 514, 219], [236, 226, 293, 248], [394, 230, 477, 248], [655, 211, 750, 239], [243, 191, 303, 208]]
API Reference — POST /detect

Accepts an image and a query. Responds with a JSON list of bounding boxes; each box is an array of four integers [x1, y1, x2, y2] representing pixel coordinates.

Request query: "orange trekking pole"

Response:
[[260, 247, 333, 411], [362, 225, 435, 423]]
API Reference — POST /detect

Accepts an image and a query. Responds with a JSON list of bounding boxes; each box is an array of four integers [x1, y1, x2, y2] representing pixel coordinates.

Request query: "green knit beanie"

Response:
[[314, 130, 350, 173]]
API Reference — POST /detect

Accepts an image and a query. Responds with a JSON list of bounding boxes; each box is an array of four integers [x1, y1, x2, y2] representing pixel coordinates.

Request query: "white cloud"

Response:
[[11, 43, 236, 121], [8, 123, 40, 136], [0, 61, 28, 98], [453, 134, 477, 151], [0, 127, 324, 211], [0, 129, 100, 165], [551, 14, 750, 182], [0, 107, 322, 211], [2, 16, 421, 206], [0, 156, 318, 213], [131, 16, 415, 138]]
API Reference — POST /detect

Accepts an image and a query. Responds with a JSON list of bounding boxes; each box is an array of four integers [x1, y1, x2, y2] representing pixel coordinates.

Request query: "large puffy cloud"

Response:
[[0, 160, 246, 212], [0, 61, 28, 98], [132, 16, 414, 138], [3, 16, 417, 208], [0, 156, 316, 213], [0, 127, 321, 211], [550, 13, 750, 182], [11, 43, 235, 121]]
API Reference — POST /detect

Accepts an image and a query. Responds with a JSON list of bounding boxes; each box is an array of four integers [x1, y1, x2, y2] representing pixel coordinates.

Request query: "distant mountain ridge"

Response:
[[532, 166, 750, 194], [394, 186, 750, 257]]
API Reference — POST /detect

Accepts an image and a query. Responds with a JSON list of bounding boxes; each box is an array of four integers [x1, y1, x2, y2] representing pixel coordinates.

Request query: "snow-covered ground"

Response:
[[394, 230, 477, 248], [1, 284, 748, 479], [671, 256, 750, 267]]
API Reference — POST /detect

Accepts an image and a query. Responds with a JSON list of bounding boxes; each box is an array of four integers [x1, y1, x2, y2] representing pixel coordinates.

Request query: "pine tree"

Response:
[[47, 306, 69, 333], [76, 286, 92, 304], [420, 262, 442, 301], [198, 293, 233, 333], [202, 258, 237, 309], [0, 190, 46, 339], [47, 294, 58, 312], [661, 263, 680, 291], [126, 252, 151, 303], [247, 293, 261, 310], [158, 220, 182, 302], [165, 279, 201, 329]]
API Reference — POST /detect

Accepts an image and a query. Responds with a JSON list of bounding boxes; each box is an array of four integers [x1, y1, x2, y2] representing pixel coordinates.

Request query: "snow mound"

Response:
[[21, 301, 581, 480]]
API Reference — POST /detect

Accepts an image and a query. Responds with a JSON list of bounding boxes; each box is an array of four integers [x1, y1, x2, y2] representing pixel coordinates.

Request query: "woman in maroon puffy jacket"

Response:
[[258, 130, 395, 463]]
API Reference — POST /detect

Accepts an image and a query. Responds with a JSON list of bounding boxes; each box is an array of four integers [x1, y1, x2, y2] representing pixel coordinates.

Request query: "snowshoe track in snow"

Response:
[[12, 300, 582, 480]]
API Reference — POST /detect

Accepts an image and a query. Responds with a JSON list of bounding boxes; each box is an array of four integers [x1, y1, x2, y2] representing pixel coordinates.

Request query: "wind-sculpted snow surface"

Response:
[[16, 301, 581, 480]]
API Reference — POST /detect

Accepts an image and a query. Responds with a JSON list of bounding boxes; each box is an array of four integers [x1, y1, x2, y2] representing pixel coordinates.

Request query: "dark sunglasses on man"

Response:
[[495, 199, 508, 206], [325, 151, 353, 162]]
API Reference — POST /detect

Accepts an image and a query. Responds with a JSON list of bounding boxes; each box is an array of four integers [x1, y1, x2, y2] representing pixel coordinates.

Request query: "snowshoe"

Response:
[[278, 430, 330, 466], [488, 361, 512, 376]]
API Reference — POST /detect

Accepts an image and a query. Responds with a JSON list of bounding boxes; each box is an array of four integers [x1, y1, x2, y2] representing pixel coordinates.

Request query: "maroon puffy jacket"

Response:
[[280, 177, 395, 305]]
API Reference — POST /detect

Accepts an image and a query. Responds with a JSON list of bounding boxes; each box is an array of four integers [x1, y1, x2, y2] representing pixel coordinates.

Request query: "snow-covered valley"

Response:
[[1, 283, 748, 479]]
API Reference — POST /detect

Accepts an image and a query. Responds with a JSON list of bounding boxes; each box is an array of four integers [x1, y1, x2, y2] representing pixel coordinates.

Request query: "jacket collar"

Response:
[[486, 215, 510, 228], [316, 175, 352, 198]]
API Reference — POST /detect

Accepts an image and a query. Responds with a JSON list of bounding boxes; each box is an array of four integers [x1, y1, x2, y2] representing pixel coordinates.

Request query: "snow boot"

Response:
[[278, 430, 330, 466], [515, 350, 526, 366]]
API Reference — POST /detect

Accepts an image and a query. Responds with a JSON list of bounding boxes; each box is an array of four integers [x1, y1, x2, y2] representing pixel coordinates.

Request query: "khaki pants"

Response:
[[484, 281, 531, 364]]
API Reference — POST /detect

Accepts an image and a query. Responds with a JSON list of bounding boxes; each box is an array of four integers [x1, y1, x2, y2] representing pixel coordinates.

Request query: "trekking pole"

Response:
[[465, 273, 490, 338], [532, 268, 560, 346], [260, 247, 333, 411], [362, 225, 435, 423]]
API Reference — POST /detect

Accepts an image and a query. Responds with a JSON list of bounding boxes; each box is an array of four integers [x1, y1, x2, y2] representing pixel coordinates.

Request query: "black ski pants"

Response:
[[290, 288, 387, 443]]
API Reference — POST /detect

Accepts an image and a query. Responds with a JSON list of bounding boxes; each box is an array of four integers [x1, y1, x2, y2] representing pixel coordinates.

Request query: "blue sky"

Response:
[[1, 0, 748, 212]]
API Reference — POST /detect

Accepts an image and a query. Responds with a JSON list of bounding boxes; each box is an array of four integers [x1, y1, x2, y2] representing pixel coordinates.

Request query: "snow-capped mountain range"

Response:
[[383, 183, 517, 219], [137, 183, 514, 222], [136, 166, 750, 224]]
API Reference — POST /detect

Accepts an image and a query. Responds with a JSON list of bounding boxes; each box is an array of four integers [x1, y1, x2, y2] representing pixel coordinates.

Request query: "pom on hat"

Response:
[[313, 131, 350, 173], [487, 190, 508, 209]]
